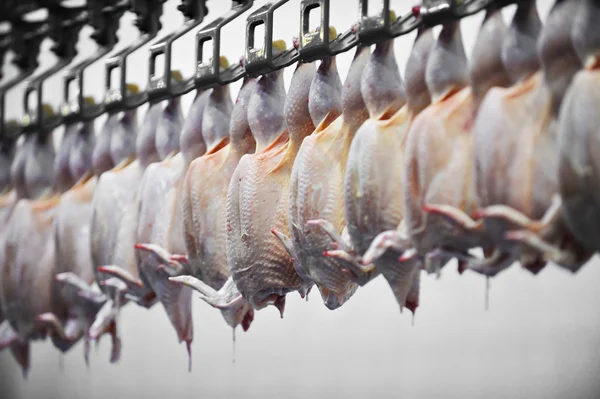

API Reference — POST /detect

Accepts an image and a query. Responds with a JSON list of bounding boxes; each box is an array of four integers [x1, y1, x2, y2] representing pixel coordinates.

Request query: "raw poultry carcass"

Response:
[[454, 0, 592, 276], [0, 109, 61, 376], [36, 95, 132, 365], [88, 91, 178, 359], [417, 1, 541, 276], [276, 47, 366, 310], [397, 10, 516, 278], [225, 52, 320, 315], [92, 95, 138, 176], [168, 76, 256, 332], [90, 100, 167, 309], [183, 40, 317, 316], [54, 122, 80, 193], [110, 69, 227, 367], [558, 0, 600, 254], [324, 27, 435, 314], [0, 136, 18, 321], [0, 133, 26, 345], [134, 83, 233, 367]]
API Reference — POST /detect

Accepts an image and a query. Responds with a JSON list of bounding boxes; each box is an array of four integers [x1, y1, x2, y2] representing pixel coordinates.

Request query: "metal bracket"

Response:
[[0, 0, 41, 23], [418, 0, 492, 27], [59, 1, 127, 123], [195, 0, 253, 88], [104, 0, 164, 112], [0, 33, 9, 81], [147, 0, 208, 102], [0, 17, 48, 143], [244, 0, 298, 77], [298, 0, 359, 63], [357, 0, 421, 45], [20, 5, 89, 135]]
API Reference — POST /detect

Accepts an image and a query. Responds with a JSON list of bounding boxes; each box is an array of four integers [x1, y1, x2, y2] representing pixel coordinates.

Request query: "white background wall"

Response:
[[2, 0, 600, 398]]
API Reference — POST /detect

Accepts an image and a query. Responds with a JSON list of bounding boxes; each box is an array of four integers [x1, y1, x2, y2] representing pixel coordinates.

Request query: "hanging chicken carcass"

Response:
[[37, 92, 140, 365], [0, 133, 27, 350], [276, 44, 365, 310], [453, 0, 592, 276], [88, 89, 170, 360], [558, 0, 600, 255], [323, 26, 434, 314], [0, 106, 62, 376], [169, 75, 257, 332], [182, 40, 317, 316], [134, 66, 238, 368]]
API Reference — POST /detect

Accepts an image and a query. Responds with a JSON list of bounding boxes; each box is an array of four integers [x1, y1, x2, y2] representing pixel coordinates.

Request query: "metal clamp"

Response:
[[20, 4, 89, 135], [357, 0, 421, 45], [0, 33, 10, 81], [60, 1, 127, 122], [0, 17, 47, 142], [244, 0, 298, 77], [147, 0, 208, 101], [195, 0, 253, 88], [298, 0, 359, 62], [104, 0, 164, 112], [0, 0, 40, 23]]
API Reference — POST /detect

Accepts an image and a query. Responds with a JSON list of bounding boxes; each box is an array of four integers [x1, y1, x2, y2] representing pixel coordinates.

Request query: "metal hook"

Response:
[[0, 0, 40, 23], [298, 0, 359, 62], [418, 0, 493, 27], [61, 1, 128, 122], [104, 0, 165, 112], [20, 4, 88, 135], [0, 33, 9, 82], [0, 17, 47, 143], [244, 0, 298, 77], [147, 0, 208, 102], [195, 0, 253, 88], [357, 0, 422, 45]]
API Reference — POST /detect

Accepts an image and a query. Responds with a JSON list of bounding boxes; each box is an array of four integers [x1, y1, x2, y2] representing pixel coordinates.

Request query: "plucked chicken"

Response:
[[0, 134, 25, 347], [182, 40, 316, 316], [277, 47, 365, 310], [454, 0, 591, 275], [558, 0, 600, 254], [323, 28, 434, 314], [169, 76, 257, 332], [1, 109, 60, 376], [38, 95, 137, 365], [361, 9, 511, 284], [88, 93, 174, 358]]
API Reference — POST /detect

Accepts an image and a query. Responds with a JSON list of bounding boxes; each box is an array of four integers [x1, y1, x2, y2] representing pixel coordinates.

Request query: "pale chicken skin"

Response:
[[90, 103, 165, 306], [398, 11, 521, 279], [1, 127, 61, 376], [134, 87, 232, 366], [285, 53, 362, 310], [87, 102, 174, 360], [0, 140, 25, 352], [331, 30, 435, 313], [39, 114, 126, 365], [173, 78, 257, 331], [470, 0, 591, 275], [558, 0, 600, 254], [0, 140, 18, 329], [226, 61, 316, 314]]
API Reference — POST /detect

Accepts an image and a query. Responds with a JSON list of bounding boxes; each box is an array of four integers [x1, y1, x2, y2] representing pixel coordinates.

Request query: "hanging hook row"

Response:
[[151, 0, 523, 100], [61, 1, 129, 124], [1, 0, 525, 138]]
